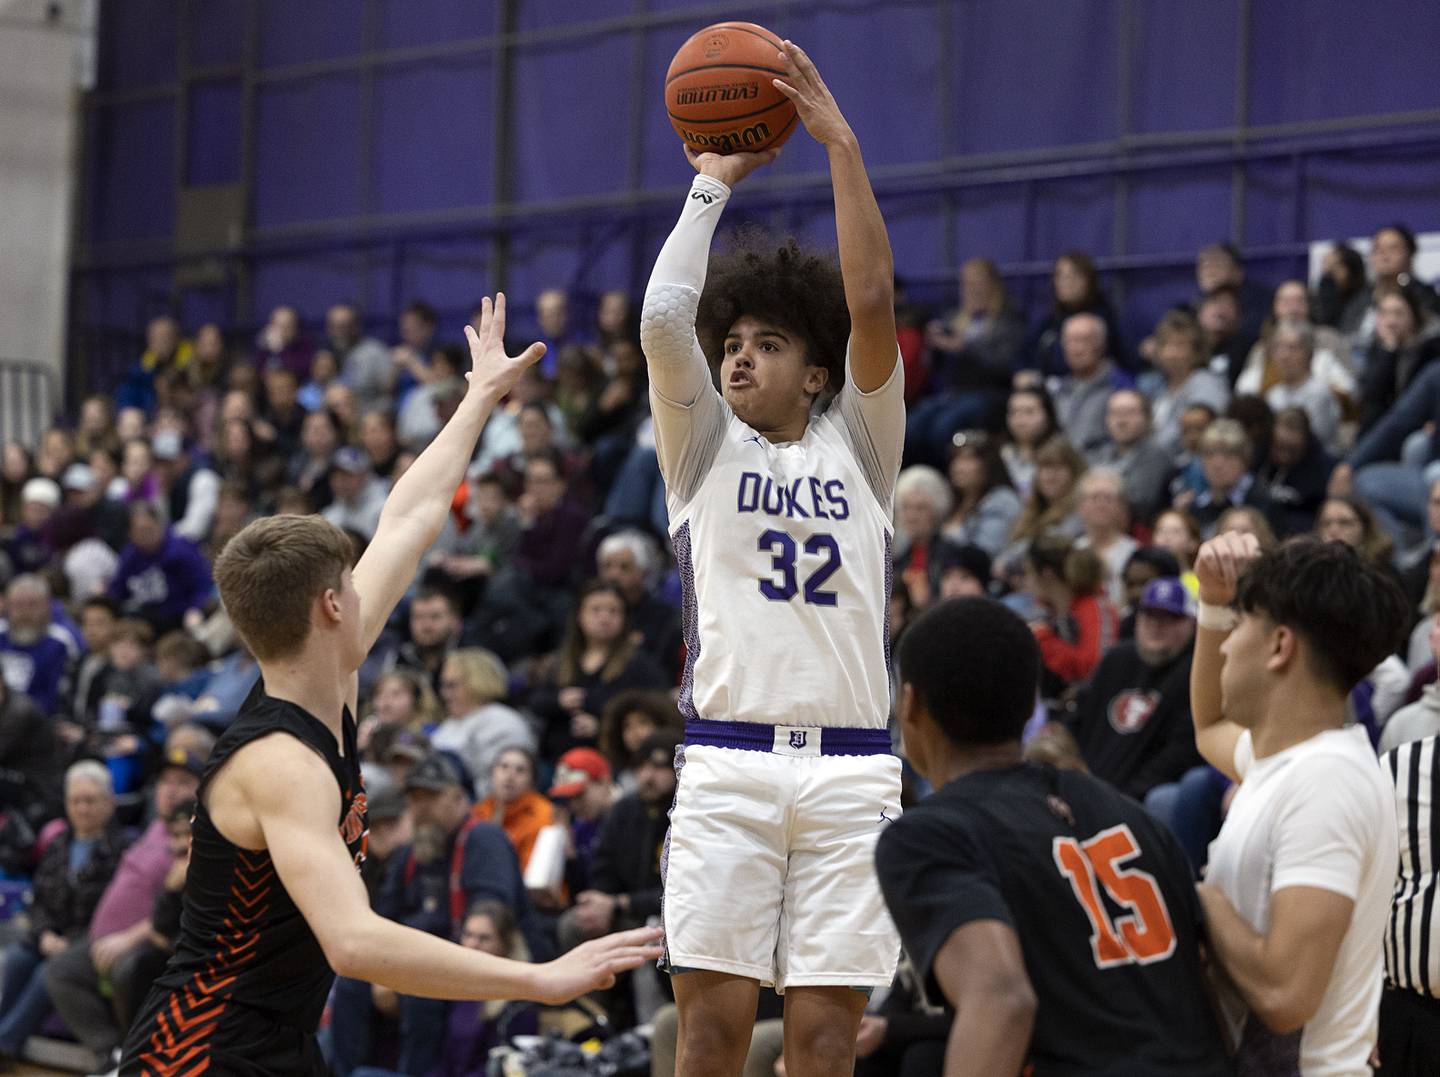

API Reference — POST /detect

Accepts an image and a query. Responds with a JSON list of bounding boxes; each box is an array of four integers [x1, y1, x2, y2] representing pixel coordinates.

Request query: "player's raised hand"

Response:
[[462, 293, 546, 404], [1194, 531, 1262, 607], [685, 145, 778, 189], [528, 925, 665, 1005], [773, 40, 854, 148]]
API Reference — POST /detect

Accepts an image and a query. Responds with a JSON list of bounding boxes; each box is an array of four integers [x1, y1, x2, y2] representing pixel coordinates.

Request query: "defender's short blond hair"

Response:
[[215, 515, 355, 661]]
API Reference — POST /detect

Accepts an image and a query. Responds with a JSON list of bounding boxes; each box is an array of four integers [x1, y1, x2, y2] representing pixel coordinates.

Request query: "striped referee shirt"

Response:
[[1383, 735, 1440, 997]]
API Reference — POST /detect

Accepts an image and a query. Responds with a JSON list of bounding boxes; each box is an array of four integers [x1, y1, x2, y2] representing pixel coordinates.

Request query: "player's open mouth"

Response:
[[729, 374, 755, 389]]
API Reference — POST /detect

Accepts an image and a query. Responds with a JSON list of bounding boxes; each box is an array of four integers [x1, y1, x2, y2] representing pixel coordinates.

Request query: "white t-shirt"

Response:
[[1205, 725, 1397, 1076]]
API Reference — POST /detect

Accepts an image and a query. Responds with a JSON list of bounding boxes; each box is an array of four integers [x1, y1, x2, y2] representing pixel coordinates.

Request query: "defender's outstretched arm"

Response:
[[352, 294, 543, 657]]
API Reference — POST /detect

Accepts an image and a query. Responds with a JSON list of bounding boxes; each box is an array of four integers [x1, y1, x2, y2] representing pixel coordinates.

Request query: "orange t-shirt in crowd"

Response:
[[472, 790, 556, 872]]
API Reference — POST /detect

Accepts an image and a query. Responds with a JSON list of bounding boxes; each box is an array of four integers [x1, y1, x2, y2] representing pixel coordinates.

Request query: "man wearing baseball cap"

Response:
[[9, 477, 62, 574], [548, 748, 617, 896], [321, 446, 388, 541], [1062, 577, 1201, 801]]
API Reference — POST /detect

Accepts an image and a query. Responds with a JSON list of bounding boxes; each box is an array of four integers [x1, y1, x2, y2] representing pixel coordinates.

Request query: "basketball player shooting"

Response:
[[117, 296, 662, 1077], [641, 41, 904, 1077]]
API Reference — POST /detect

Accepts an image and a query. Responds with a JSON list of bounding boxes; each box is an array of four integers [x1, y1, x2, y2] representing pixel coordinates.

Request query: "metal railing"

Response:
[[0, 360, 59, 448]]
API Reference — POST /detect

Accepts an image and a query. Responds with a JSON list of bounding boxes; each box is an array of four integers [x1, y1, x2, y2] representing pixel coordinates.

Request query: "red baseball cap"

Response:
[[548, 748, 611, 799]]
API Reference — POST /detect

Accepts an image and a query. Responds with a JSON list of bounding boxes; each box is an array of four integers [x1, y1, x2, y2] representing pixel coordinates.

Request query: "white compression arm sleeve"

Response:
[[639, 175, 731, 406]]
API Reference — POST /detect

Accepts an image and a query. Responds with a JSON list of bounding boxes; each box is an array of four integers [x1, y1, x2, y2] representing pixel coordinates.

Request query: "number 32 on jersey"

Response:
[[1053, 824, 1178, 969], [756, 529, 842, 605]]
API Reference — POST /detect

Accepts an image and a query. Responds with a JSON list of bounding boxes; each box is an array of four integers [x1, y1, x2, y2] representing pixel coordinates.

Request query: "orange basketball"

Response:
[[665, 22, 798, 156]]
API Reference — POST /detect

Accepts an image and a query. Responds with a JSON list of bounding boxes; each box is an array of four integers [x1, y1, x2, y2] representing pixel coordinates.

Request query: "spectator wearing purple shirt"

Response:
[[6, 477, 62, 575], [44, 749, 202, 1064], [107, 502, 212, 636], [0, 574, 80, 715], [254, 304, 315, 382], [515, 453, 588, 592]]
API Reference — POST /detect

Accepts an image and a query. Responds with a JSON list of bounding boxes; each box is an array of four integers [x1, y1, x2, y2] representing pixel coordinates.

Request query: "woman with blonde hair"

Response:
[[433, 648, 536, 797]]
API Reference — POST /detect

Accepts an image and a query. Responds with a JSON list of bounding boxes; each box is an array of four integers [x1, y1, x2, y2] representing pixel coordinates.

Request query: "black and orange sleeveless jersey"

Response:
[[119, 683, 366, 1077], [876, 763, 1232, 1077]]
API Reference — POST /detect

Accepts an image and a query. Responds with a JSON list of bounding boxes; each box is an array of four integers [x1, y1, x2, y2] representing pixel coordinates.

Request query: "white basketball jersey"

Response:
[[666, 393, 896, 731]]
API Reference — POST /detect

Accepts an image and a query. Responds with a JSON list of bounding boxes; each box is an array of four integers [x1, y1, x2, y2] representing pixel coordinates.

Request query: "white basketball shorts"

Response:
[[659, 720, 903, 991]]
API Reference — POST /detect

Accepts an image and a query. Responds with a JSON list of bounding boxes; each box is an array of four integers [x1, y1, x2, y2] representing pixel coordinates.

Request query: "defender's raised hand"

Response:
[[773, 40, 854, 147], [462, 293, 546, 404]]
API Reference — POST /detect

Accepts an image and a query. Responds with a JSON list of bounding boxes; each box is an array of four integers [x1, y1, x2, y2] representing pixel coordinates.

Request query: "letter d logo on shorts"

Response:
[[774, 726, 821, 757]]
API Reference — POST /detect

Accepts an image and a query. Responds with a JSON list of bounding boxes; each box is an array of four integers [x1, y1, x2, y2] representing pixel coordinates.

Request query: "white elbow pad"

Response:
[[641, 283, 702, 366]]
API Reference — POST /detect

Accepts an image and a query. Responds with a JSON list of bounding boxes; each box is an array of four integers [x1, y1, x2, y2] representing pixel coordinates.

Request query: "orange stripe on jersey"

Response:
[[139, 849, 277, 1075]]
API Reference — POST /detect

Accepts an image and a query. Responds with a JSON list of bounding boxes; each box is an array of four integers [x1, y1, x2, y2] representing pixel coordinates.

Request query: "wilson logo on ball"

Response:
[[676, 121, 776, 153]]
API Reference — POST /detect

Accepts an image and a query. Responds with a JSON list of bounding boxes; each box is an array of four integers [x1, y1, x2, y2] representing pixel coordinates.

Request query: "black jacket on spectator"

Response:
[[45, 499, 130, 554], [627, 593, 682, 682], [531, 650, 669, 759], [855, 961, 949, 1077], [930, 307, 1028, 393], [28, 822, 129, 947], [1258, 441, 1336, 537], [590, 792, 668, 920], [1028, 298, 1127, 376], [1189, 476, 1280, 538], [0, 691, 67, 828], [1066, 641, 1201, 801], [1350, 359, 1440, 470], [1358, 332, 1440, 434], [517, 500, 591, 591]]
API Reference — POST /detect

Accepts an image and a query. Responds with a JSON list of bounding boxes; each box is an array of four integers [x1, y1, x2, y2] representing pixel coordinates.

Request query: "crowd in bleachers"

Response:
[[1, 224, 1439, 1074]]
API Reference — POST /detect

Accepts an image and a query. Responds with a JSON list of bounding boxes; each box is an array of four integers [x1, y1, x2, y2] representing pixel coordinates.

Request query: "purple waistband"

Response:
[[684, 718, 893, 756]]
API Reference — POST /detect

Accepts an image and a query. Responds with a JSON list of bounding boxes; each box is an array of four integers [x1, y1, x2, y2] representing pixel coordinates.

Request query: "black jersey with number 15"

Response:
[[876, 762, 1231, 1077]]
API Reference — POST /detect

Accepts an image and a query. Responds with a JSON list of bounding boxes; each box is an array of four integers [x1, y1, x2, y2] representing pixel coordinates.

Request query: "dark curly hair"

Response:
[[696, 227, 851, 395]]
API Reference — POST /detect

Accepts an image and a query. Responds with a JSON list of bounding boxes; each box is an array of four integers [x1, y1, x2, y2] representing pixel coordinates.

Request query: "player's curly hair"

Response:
[[696, 227, 851, 394]]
